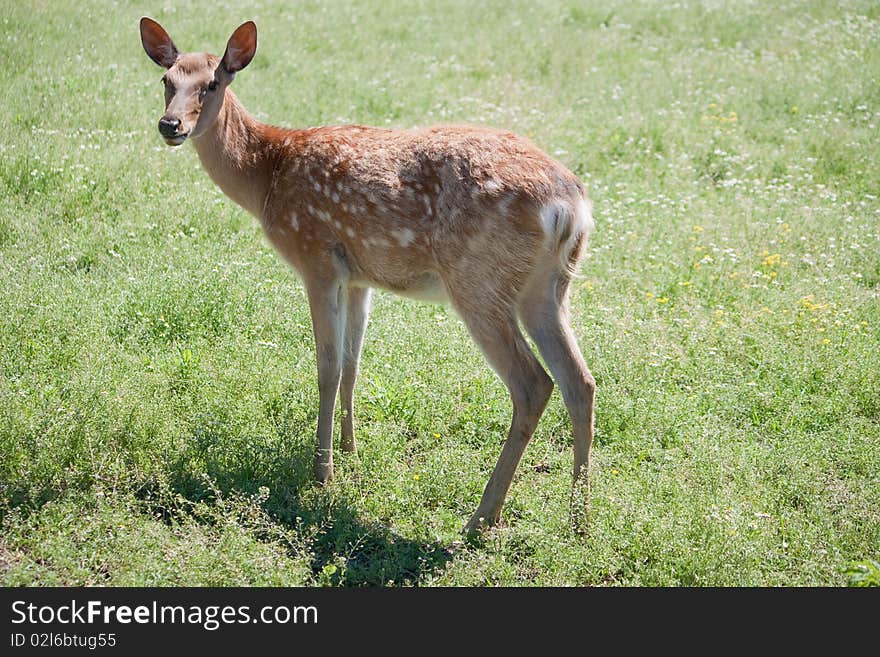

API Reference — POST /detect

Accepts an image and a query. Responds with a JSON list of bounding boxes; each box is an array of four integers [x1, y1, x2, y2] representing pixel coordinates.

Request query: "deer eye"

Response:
[[208, 80, 218, 92]]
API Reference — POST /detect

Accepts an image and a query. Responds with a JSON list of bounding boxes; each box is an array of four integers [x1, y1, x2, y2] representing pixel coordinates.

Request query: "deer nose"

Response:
[[158, 116, 182, 138]]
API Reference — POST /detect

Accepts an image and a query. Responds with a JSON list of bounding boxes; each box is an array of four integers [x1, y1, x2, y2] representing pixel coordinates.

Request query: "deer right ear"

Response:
[[222, 21, 257, 75], [140, 17, 179, 69]]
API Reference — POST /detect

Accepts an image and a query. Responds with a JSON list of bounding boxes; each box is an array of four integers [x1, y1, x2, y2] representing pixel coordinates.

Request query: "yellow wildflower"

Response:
[[761, 252, 781, 267]]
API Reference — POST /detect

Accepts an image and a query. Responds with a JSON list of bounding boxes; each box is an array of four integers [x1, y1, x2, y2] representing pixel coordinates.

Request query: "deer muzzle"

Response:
[[158, 116, 188, 145]]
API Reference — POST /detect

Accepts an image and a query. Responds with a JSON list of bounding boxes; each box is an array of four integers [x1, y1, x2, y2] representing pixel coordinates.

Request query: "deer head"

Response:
[[139, 17, 257, 146]]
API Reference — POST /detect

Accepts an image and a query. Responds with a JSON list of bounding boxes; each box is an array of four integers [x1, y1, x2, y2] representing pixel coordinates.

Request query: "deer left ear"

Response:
[[140, 17, 179, 69], [222, 21, 257, 75]]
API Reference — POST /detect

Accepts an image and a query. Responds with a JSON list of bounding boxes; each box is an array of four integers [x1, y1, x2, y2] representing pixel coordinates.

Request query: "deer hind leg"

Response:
[[339, 286, 372, 453], [447, 288, 554, 533], [305, 276, 348, 483], [519, 266, 596, 497]]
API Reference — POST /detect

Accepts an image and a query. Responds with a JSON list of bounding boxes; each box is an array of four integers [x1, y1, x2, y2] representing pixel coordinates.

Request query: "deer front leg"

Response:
[[340, 286, 372, 453], [306, 277, 347, 484]]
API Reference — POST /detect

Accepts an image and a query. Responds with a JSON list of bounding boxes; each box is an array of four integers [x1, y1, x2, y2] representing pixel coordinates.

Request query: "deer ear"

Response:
[[222, 21, 257, 75], [140, 17, 179, 69]]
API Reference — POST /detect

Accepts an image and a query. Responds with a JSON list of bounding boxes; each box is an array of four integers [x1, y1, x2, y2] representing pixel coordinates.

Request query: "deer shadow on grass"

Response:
[[150, 409, 454, 586]]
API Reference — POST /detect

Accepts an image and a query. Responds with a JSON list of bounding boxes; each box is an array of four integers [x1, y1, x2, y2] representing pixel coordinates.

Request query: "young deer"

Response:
[[140, 18, 596, 532]]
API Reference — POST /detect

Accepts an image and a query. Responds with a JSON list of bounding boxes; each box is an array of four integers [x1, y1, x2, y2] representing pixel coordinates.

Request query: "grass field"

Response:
[[1, 0, 878, 586]]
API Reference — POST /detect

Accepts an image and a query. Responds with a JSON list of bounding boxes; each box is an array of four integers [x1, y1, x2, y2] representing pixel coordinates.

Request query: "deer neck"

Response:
[[191, 89, 278, 219]]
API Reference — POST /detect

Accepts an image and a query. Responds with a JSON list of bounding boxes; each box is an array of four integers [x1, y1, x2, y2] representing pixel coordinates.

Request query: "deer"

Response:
[[139, 17, 596, 534]]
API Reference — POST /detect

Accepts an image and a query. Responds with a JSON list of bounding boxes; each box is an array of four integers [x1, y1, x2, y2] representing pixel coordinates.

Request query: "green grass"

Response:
[[1, 0, 878, 586]]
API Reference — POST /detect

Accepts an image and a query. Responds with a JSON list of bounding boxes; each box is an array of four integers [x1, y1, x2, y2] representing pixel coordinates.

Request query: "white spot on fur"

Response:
[[391, 228, 416, 247], [306, 204, 316, 217], [313, 181, 321, 193], [497, 193, 516, 215], [485, 178, 501, 193], [331, 192, 340, 204], [290, 212, 299, 230], [346, 226, 356, 238], [334, 220, 343, 230]]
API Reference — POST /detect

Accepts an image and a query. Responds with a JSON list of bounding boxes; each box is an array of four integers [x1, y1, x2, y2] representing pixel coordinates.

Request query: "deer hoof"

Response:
[[314, 458, 333, 484], [462, 509, 502, 536]]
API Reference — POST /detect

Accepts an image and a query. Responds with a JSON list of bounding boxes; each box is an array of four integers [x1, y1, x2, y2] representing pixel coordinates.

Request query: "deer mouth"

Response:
[[163, 133, 189, 146]]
